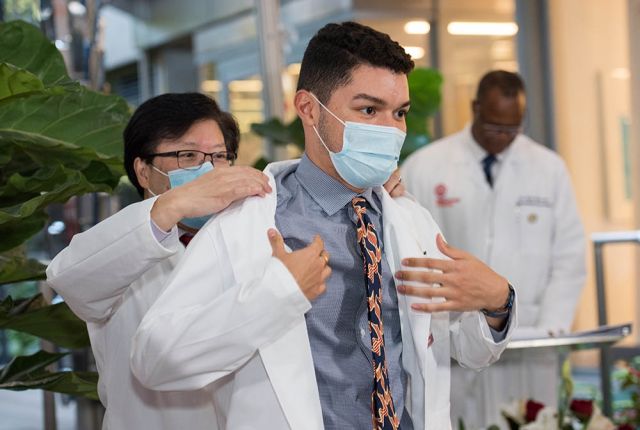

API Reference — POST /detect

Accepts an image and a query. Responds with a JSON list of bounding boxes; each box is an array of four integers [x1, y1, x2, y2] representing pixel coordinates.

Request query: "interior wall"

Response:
[[548, 0, 634, 363]]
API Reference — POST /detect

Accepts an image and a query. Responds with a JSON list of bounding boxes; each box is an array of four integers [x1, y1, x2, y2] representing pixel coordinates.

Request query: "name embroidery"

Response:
[[435, 183, 460, 207]]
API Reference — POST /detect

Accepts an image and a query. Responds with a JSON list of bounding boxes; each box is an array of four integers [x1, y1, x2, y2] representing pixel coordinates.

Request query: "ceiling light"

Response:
[[447, 21, 518, 36], [404, 21, 431, 35], [201, 80, 222, 92], [287, 63, 301, 75], [611, 68, 630, 80], [68, 1, 87, 16], [404, 46, 425, 60], [229, 79, 263, 92]]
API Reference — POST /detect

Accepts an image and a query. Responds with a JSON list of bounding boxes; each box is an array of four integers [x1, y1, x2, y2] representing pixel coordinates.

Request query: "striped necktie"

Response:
[[352, 196, 400, 430]]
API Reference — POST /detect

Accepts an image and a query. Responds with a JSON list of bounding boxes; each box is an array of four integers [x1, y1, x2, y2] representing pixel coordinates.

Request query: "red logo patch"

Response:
[[434, 183, 460, 207]]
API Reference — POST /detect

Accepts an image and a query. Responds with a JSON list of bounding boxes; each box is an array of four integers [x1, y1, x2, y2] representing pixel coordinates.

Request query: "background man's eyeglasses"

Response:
[[479, 121, 523, 137]]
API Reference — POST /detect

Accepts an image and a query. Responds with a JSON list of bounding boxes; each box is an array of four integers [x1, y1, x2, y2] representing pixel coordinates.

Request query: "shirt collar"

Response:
[[464, 123, 514, 163], [295, 154, 382, 216]]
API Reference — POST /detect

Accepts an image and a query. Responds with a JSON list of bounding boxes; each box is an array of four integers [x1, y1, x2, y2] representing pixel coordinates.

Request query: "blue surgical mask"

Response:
[[149, 162, 214, 229], [310, 93, 406, 189]]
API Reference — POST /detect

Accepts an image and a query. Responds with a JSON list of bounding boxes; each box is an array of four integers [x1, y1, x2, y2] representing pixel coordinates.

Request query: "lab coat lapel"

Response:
[[380, 190, 431, 372], [217, 166, 323, 429]]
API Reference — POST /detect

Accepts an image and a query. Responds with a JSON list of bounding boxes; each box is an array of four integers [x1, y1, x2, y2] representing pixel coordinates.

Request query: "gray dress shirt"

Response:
[[274, 155, 413, 429]]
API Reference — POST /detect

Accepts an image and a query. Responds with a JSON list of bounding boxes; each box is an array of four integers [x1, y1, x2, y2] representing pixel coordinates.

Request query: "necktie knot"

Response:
[[352, 196, 368, 212], [482, 153, 497, 187]]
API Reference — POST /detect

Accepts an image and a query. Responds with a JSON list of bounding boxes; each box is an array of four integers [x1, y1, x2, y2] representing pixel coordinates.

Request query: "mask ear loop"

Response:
[[309, 93, 346, 126], [312, 125, 334, 154], [151, 164, 169, 177], [309, 92, 346, 155], [147, 164, 169, 196]]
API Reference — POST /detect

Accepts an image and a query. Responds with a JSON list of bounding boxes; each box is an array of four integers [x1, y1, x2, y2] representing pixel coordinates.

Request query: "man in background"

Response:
[[402, 70, 586, 429]]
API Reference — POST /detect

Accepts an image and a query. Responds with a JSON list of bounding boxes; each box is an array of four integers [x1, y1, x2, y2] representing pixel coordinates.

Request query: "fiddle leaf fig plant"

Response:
[[0, 20, 131, 400]]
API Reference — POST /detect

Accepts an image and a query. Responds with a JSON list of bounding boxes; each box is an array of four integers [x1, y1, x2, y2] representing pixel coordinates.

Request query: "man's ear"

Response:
[[294, 90, 320, 127], [471, 99, 479, 116], [134, 157, 151, 189]]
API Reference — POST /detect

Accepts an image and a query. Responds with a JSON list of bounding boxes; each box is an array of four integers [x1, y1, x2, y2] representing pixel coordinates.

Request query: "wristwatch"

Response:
[[481, 283, 515, 318]]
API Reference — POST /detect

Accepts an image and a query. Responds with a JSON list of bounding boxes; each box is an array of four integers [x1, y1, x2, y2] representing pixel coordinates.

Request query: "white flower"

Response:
[[585, 406, 616, 430], [521, 407, 559, 430], [501, 399, 526, 424]]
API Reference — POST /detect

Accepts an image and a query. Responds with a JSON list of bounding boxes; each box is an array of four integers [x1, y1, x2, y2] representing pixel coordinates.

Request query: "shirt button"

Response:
[[360, 328, 366, 338]]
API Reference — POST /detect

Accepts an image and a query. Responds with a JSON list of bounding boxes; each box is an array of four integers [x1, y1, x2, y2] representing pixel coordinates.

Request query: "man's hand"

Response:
[[268, 229, 331, 301], [384, 169, 405, 198], [151, 166, 272, 231], [394, 234, 510, 324]]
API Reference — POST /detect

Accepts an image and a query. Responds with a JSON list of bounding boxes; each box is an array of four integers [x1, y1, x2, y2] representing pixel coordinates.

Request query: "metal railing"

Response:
[[591, 230, 640, 417]]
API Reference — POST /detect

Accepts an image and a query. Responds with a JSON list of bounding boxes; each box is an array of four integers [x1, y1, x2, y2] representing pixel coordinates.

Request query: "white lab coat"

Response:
[[402, 128, 586, 429], [131, 159, 516, 430], [46, 197, 219, 430]]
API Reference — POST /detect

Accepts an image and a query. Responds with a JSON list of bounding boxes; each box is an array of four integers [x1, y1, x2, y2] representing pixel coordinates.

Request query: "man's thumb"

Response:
[[268, 228, 285, 257]]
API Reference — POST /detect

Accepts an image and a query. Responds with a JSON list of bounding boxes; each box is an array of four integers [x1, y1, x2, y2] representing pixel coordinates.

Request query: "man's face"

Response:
[[471, 87, 526, 155], [136, 119, 228, 198], [315, 65, 410, 189]]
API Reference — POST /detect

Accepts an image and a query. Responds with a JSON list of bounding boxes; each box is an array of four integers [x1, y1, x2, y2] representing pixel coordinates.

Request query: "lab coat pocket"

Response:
[[516, 205, 552, 255]]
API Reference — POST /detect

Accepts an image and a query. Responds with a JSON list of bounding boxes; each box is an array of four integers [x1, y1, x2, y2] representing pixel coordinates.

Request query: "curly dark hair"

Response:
[[123, 92, 239, 196], [297, 21, 415, 103]]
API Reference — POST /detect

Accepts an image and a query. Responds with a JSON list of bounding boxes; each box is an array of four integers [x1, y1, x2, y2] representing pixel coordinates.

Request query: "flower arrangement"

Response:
[[491, 359, 636, 430], [499, 398, 629, 430], [614, 356, 640, 428]]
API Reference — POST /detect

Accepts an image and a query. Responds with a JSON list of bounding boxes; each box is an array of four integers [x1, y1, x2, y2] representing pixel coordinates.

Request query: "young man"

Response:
[[131, 24, 518, 430], [46, 93, 330, 429], [402, 71, 585, 428]]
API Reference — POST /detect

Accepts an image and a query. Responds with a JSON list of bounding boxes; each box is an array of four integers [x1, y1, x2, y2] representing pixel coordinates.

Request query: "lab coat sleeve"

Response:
[[450, 302, 518, 370], [46, 197, 181, 323], [535, 162, 586, 332], [130, 218, 311, 391]]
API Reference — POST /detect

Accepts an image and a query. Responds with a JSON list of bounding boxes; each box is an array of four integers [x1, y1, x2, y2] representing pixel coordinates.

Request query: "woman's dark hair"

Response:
[[123, 92, 239, 196], [297, 21, 415, 103]]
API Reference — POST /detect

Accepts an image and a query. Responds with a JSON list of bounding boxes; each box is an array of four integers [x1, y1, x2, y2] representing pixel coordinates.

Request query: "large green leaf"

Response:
[[0, 21, 71, 87], [0, 351, 98, 400], [0, 294, 90, 349], [0, 63, 44, 100], [0, 21, 130, 254], [0, 165, 118, 253], [0, 88, 130, 159], [0, 249, 46, 285], [251, 117, 305, 150], [0, 350, 67, 381], [0, 370, 99, 400], [406, 68, 443, 137]]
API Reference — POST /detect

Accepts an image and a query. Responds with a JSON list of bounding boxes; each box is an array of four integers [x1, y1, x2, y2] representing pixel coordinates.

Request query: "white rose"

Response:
[[521, 407, 559, 430], [585, 406, 616, 430]]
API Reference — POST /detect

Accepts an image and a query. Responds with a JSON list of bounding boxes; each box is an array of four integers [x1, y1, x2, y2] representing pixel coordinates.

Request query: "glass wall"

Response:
[[357, 0, 518, 138], [437, 0, 518, 135]]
